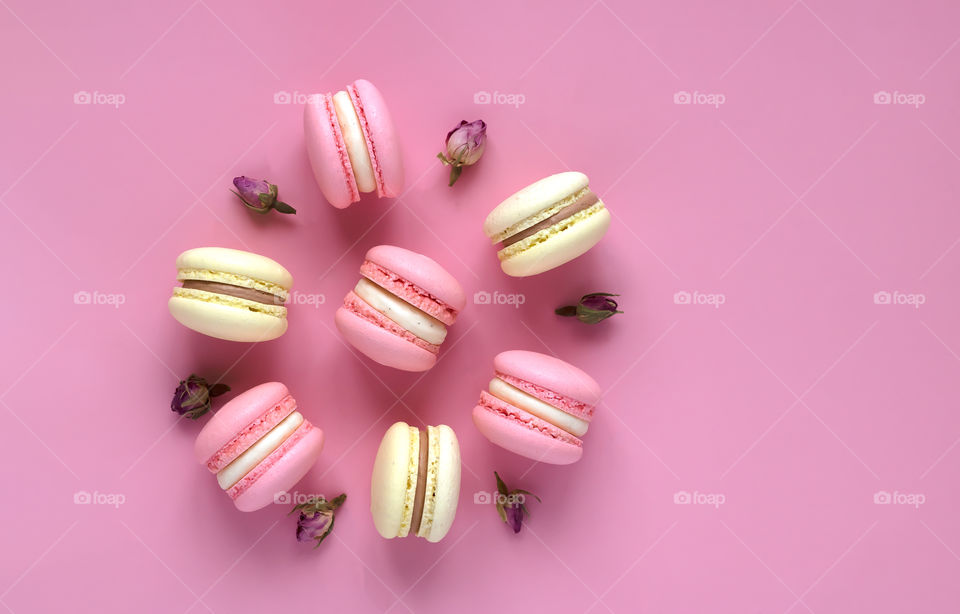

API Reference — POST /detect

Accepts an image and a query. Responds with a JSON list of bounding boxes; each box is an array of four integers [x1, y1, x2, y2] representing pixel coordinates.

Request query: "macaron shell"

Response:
[[231, 424, 325, 512], [494, 350, 602, 408], [500, 205, 611, 277], [168, 296, 287, 342], [350, 79, 404, 198], [484, 171, 589, 239], [304, 93, 359, 208], [335, 306, 437, 372], [194, 382, 291, 465], [176, 247, 293, 289], [421, 425, 460, 543], [364, 245, 466, 315], [472, 401, 583, 465], [370, 422, 416, 539]]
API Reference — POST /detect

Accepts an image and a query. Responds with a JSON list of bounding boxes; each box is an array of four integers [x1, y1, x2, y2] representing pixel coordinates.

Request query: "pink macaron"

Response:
[[472, 350, 602, 465], [194, 382, 324, 512], [304, 79, 404, 208], [335, 245, 465, 372]]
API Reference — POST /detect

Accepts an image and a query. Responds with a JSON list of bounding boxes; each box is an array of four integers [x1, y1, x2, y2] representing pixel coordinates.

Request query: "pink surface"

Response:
[[3, 0, 960, 612]]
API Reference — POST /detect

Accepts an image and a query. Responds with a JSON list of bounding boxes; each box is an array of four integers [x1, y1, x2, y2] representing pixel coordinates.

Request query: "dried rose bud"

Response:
[[437, 120, 487, 186], [494, 472, 540, 534], [231, 176, 296, 215], [171, 374, 230, 420], [556, 292, 623, 325], [291, 494, 346, 548]]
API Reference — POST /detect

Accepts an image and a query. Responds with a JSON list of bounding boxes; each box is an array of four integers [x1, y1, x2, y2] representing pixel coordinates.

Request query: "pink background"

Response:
[[2, 0, 959, 612]]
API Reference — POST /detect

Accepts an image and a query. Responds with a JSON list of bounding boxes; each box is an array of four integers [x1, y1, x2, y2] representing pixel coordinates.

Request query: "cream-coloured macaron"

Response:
[[370, 421, 461, 542], [484, 171, 611, 277], [168, 247, 293, 342]]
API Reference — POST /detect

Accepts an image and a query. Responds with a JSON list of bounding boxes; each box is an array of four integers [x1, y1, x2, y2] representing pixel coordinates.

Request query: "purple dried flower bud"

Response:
[[291, 494, 346, 548], [437, 120, 487, 186], [170, 374, 229, 420], [231, 176, 296, 215], [556, 292, 623, 325]]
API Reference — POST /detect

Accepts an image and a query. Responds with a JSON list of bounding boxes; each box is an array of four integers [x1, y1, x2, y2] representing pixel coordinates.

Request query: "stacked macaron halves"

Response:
[[195, 382, 324, 512], [371, 421, 461, 542], [304, 79, 404, 208], [484, 171, 611, 277], [335, 245, 465, 372], [473, 350, 601, 465], [169, 247, 293, 342]]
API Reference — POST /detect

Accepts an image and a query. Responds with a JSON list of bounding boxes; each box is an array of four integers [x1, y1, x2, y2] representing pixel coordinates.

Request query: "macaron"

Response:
[[304, 79, 404, 208], [472, 350, 601, 465], [484, 171, 611, 277], [168, 247, 292, 342], [335, 245, 465, 372], [370, 421, 461, 542], [195, 382, 324, 512]]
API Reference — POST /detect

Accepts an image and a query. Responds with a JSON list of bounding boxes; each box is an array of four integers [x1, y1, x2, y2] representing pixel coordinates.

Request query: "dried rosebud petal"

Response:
[[505, 503, 523, 533], [493, 472, 540, 534], [437, 120, 487, 186], [555, 292, 623, 325], [171, 374, 229, 420], [231, 176, 296, 215], [291, 494, 346, 549]]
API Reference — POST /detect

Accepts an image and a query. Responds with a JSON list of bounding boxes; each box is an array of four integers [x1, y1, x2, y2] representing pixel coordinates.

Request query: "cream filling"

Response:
[[172, 287, 287, 317], [216, 411, 304, 489], [416, 425, 440, 538], [497, 201, 606, 261], [354, 278, 447, 344], [332, 90, 376, 193], [177, 269, 289, 302], [488, 378, 589, 437]]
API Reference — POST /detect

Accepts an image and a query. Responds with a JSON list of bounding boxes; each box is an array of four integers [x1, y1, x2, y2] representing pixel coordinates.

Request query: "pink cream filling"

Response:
[[227, 421, 314, 500], [479, 391, 582, 447], [495, 372, 594, 421], [359, 260, 458, 325], [324, 93, 359, 202], [205, 395, 298, 472], [347, 83, 386, 197], [342, 291, 440, 354]]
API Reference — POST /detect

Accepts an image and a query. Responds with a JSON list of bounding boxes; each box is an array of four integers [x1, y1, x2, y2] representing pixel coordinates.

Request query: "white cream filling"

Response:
[[488, 378, 589, 437], [332, 90, 376, 193], [354, 278, 447, 345], [217, 411, 304, 489]]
